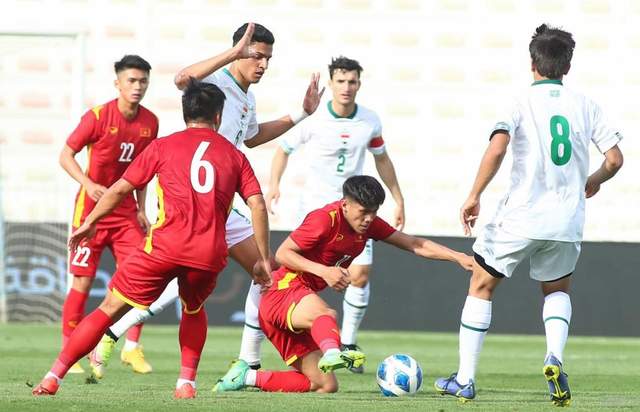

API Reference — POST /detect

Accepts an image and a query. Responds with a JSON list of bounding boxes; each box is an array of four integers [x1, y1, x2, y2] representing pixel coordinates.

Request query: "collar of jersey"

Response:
[[223, 68, 247, 93], [531, 79, 563, 86], [327, 101, 358, 119]]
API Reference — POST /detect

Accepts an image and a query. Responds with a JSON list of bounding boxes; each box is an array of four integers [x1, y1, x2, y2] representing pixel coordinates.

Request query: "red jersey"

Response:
[[274, 200, 396, 292], [122, 127, 262, 272], [67, 99, 159, 228]]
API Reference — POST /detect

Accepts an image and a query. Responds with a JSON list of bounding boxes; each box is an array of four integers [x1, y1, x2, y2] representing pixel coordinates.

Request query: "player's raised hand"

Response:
[[460, 196, 480, 236], [265, 187, 280, 215], [68, 221, 97, 252], [85, 181, 108, 201], [302, 72, 325, 115], [252, 258, 273, 289], [394, 204, 405, 231], [232, 22, 259, 60], [321, 266, 350, 292], [585, 176, 601, 198], [136, 210, 151, 234]]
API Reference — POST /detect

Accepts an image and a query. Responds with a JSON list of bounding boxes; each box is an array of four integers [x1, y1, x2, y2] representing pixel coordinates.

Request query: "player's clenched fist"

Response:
[[252, 258, 273, 289], [320, 266, 350, 292]]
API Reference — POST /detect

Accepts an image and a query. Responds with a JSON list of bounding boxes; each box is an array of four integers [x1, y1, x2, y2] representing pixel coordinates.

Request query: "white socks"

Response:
[[176, 378, 195, 389], [341, 283, 370, 346], [123, 339, 138, 351], [245, 369, 257, 386], [109, 278, 179, 339], [457, 296, 492, 385], [543, 291, 571, 364], [238, 281, 265, 367], [45, 372, 61, 384]]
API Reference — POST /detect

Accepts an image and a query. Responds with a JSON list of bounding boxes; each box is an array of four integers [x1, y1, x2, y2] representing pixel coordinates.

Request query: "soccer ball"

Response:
[[376, 354, 423, 397]]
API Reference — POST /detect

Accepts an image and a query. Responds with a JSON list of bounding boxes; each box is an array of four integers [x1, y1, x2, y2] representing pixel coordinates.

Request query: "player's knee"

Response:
[[311, 377, 338, 393], [71, 276, 93, 293], [321, 308, 338, 320]]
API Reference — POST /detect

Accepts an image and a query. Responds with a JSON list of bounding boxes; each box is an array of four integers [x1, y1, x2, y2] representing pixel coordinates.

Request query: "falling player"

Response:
[[265, 56, 405, 372], [214, 175, 472, 394], [434, 24, 624, 405], [90, 22, 324, 375], [59, 55, 158, 376], [32, 78, 272, 399]]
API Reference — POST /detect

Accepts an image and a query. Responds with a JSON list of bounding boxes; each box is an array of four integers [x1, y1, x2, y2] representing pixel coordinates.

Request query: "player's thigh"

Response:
[[177, 267, 220, 314], [98, 289, 133, 320], [109, 250, 176, 310], [472, 223, 537, 279], [293, 350, 338, 393], [530, 240, 580, 283], [68, 227, 109, 279], [290, 293, 337, 330], [109, 223, 144, 265], [227, 209, 258, 274]]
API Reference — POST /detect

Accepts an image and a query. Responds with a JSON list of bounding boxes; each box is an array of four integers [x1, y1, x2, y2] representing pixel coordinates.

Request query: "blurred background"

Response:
[[0, 0, 637, 332]]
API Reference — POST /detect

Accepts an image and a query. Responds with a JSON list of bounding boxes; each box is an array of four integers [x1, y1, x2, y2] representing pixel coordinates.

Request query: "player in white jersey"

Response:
[[265, 56, 405, 373], [90, 22, 324, 378], [435, 24, 624, 406]]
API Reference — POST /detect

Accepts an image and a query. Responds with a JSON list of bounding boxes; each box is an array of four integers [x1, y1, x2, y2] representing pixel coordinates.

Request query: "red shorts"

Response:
[[109, 249, 219, 313], [258, 276, 319, 366], [69, 222, 143, 277]]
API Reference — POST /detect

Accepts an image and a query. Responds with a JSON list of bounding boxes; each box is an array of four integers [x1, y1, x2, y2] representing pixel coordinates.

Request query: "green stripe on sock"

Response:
[[344, 299, 368, 309], [544, 316, 569, 326], [244, 322, 262, 331], [460, 322, 489, 332]]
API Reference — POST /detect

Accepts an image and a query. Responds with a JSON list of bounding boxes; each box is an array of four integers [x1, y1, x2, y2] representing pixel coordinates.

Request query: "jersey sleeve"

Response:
[[237, 152, 263, 200], [280, 120, 311, 154], [66, 108, 100, 152], [368, 216, 396, 241], [590, 102, 623, 153], [245, 93, 259, 141], [122, 141, 160, 189], [367, 113, 386, 155], [289, 209, 332, 251], [491, 98, 520, 139]]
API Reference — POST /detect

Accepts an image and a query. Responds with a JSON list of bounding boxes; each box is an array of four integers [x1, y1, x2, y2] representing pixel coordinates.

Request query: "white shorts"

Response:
[[472, 223, 581, 282], [226, 208, 254, 248]]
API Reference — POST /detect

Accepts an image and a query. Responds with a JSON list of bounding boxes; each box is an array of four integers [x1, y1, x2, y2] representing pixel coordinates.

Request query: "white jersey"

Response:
[[281, 101, 385, 212], [490, 79, 622, 242], [202, 68, 259, 148]]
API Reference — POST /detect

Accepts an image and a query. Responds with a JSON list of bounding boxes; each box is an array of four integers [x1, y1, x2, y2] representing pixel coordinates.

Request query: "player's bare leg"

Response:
[[231, 235, 266, 369], [435, 260, 500, 402], [293, 351, 338, 393], [541, 276, 572, 406], [34, 291, 131, 395], [341, 263, 370, 373], [62, 276, 94, 373]]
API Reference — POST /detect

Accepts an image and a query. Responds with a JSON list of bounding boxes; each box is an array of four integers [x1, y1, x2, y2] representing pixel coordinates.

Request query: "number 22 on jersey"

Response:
[[190, 141, 215, 193]]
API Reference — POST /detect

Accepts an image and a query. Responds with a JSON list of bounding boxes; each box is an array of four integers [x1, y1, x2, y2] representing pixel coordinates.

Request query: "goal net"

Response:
[[0, 31, 85, 323]]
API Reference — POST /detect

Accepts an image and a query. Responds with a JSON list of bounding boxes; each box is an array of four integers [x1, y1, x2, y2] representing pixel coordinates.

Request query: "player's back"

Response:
[[496, 80, 621, 241], [128, 127, 261, 272]]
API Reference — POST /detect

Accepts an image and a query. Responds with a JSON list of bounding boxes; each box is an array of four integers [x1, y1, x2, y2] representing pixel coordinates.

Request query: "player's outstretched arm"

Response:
[[373, 151, 405, 230], [174, 23, 259, 90], [265, 147, 290, 214], [59, 144, 107, 201], [461, 132, 510, 236], [244, 73, 324, 148], [246, 194, 273, 287], [69, 178, 135, 251], [585, 144, 623, 198], [275, 238, 350, 291], [383, 231, 473, 271]]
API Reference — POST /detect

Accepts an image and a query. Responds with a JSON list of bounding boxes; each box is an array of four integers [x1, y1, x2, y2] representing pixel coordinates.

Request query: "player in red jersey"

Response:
[[59, 55, 158, 375], [214, 175, 473, 393], [33, 78, 272, 399]]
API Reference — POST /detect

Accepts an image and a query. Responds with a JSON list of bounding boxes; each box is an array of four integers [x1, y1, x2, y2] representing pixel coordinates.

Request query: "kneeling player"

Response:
[[214, 175, 472, 393], [32, 78, 272, 399]]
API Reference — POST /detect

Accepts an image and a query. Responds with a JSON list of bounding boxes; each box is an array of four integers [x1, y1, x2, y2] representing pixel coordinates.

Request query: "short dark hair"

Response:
[[529, 24, 575, 79], [114, 55, 151, 74], [233, 23, 275, 46], [181, 78, 226, 123], [343, 175, 385, 209], [328, 56, 363, 79]]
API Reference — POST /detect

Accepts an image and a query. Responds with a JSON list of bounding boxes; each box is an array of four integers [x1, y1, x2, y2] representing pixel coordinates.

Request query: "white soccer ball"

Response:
[[376, 354, 423, 396]]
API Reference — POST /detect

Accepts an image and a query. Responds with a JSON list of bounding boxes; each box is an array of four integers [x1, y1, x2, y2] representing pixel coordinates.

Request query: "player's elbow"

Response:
[[605, 148, 624, 172]]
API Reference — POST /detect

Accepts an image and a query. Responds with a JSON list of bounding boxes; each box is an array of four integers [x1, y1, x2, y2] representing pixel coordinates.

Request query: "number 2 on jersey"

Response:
[[190, 142, 215, 193], [337, 153, 346, 173], [549, 115, 572, 166]]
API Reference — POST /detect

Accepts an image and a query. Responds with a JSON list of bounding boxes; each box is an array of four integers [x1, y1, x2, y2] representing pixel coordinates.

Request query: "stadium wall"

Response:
[[5, 228, 638, 337]]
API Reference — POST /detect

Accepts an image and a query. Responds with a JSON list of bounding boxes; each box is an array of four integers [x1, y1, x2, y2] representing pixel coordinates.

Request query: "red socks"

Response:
[[61, 288, 88, 346], [310, 314, 341, 353], [178, 309, 207, 381], [126, 323, 143, 343], [256, 370, 311, 392], [51, 309, 113, 379]]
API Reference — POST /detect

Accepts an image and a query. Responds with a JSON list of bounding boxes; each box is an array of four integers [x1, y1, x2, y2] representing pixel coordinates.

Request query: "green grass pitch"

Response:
[[1, 324, 638, 411]]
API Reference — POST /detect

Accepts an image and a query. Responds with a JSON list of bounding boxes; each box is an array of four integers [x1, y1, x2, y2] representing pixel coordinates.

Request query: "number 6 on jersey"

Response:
[[190, 141, 215, 193]]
